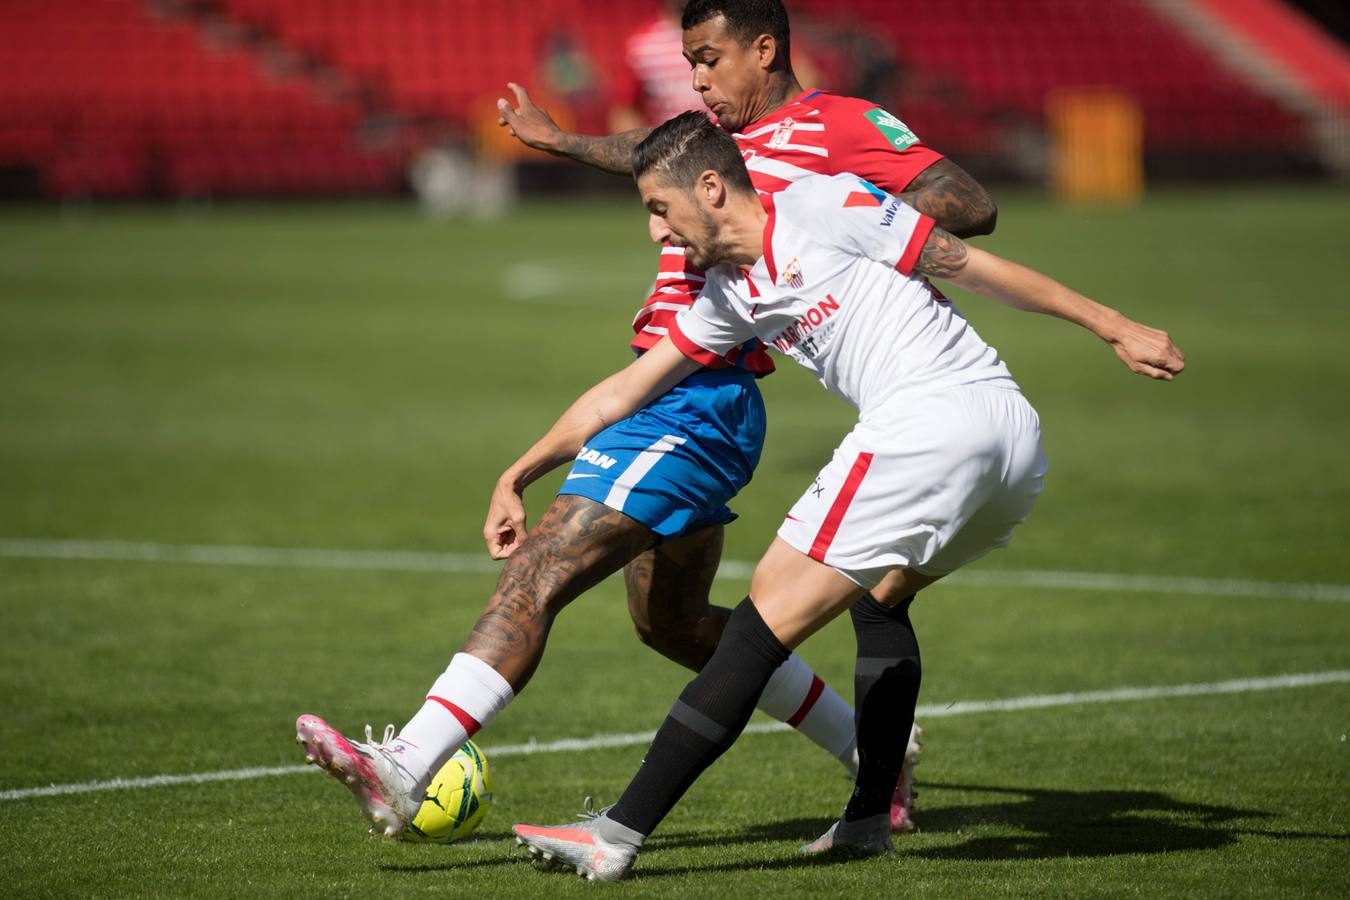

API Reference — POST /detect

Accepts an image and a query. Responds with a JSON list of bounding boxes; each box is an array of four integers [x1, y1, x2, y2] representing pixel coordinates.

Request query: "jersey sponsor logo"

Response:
[[864, 108, 919, 150], [844, 179, 888, 209], [782, 257, 804, 289], [843, 191, 883, 208], [767, 116, 796, 149], [769, 294, 841, 355], [879, 198, 902, 227], [576, 447, 620, 470]]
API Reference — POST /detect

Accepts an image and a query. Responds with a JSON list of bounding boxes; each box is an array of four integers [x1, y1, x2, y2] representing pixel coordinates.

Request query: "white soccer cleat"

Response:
[[799, 812, 894, 856], [295, 714, 419, 837], [513, 815, 638, 883], [890, 723, 923, 833]]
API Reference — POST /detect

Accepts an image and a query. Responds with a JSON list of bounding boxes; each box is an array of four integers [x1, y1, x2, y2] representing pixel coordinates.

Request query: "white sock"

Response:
[[757, 653, 858, 772], [394, 653, 515, 795]]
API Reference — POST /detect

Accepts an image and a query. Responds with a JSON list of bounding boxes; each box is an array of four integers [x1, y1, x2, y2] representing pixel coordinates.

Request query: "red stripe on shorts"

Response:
[[428, 696, 482, 736], [786, 674, 826, 728], [808, 452, 874, 562]]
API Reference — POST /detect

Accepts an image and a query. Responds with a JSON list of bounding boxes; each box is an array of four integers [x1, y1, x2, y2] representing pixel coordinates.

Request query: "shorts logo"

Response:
[[864, 108, 919, 150], [782, 257, 804, 289], [767, 116, 796, 149], [576, 447, 619, 470]]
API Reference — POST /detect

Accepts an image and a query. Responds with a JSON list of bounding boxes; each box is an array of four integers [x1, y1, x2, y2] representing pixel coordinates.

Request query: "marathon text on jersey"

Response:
[[770, 294, 841, 354]]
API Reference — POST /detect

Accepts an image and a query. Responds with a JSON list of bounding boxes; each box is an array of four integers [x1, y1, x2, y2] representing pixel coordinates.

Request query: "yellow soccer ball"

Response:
[[402, 740, 493, 843]]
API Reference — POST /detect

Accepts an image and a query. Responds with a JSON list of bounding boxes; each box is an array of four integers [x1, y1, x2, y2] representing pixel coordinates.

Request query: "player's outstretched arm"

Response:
[[915, 227, 1186, 380], [899, 159, 999, 238], [496, 83, 653, 177], [485, 339, 701, 558]]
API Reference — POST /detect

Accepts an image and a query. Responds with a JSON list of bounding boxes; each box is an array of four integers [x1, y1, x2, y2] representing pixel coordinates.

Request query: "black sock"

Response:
[[844, 593, 921, 822], [608, 597, 790, 836]]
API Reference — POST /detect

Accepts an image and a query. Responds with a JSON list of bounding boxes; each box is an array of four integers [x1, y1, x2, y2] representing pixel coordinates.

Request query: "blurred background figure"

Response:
[[609, 0, 706, 132], [608, 0, 820, 131], [0, 0, 1346, 204]]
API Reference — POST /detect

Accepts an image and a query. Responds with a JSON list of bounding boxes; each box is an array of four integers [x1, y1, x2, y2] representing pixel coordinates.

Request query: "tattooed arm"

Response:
[[486, 339, 700, 557], [916, 227, 1185, 380], [497, 82, 652, 176], [897, 158, 998, 238]]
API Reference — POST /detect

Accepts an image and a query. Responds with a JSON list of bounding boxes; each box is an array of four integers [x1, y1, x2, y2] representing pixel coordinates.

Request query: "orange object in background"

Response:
[[473, 90, 577, 163], [1047, 87, 1145, 204]]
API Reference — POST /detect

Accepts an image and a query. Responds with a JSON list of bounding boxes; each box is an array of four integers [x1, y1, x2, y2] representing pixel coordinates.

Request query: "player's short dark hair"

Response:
[[633, 110, 756, 195], [681, 0, 792, 68]]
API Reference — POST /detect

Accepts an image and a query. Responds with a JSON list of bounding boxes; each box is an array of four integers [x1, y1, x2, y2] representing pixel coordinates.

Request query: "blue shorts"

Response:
[[558, 367, 766, 540]]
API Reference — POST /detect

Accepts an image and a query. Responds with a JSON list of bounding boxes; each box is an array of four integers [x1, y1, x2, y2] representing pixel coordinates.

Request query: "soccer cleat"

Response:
[[890, 723, 923, 833], [295, 714, 419, 837], [799, 813, 894, 856], [513, 812, 638, 883]]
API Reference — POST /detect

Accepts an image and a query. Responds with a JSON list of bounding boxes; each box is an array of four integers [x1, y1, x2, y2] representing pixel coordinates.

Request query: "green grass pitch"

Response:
[[1, 186, 1347, 896]]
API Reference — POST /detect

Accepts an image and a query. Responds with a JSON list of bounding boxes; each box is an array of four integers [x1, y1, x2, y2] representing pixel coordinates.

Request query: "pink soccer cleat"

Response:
[[513, 812, 640, 883], [890, 723, 923, 833], [295, 714, 419, 837]]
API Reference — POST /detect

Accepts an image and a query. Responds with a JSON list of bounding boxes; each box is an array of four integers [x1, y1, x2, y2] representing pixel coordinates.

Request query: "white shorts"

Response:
[[777, 385, 1047, 589]]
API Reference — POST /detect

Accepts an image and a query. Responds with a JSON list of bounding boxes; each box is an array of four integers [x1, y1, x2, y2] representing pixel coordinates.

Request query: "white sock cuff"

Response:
[[427, 653, 515, 725], [757, 653, 816, 722]]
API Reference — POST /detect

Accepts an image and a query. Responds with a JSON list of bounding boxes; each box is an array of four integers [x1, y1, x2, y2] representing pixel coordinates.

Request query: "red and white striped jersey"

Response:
[[612, 16, 705, 126], [631, 90, 946, 374]]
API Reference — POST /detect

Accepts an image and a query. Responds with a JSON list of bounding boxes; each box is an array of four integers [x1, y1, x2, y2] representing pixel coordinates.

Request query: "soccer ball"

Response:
[[401, 740, 493, 843]]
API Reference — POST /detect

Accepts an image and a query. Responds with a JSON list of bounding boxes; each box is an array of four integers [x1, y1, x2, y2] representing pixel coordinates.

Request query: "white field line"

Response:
[[2, 670, 1346, 803], [3, 538, 1350, 603]]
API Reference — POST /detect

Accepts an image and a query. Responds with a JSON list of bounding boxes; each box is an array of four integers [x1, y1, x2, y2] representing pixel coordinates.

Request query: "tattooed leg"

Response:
[[625, 525, 865, 770], [463, 493, 656, 692], [624, 525, 730, 673]]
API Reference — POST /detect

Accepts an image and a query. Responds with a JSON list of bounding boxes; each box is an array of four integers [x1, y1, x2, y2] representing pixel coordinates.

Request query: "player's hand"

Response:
[[497, 83, 562, 153], [484, 478, 528, 559], [1107, 318, 1186, 381]]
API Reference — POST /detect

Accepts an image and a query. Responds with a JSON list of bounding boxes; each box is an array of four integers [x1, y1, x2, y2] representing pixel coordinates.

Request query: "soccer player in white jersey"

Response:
[[295, 0, 990, 840], [490, 0, 1000, 831], [509, 112, 1183, 881]]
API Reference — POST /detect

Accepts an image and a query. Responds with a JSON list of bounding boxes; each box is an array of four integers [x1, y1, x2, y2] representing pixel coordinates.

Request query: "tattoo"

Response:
[[623, 525, 732, 672], [462, 494, 655, 690], [899, 159, 998, 238], [916, 225, 970, 279], [554, 127, 654, 176]]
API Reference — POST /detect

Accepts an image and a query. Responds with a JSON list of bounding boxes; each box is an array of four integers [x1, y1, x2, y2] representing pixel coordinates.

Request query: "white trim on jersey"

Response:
[[743, 153, 819, 183], [605, 434, 688, 510], [641, 325, 669, 336], [737, 121, 826, 140], [655, 272, 707, 283], [774, 143, 829, 157], [661, 246, 688, 257], [642, 302, 694, 314]]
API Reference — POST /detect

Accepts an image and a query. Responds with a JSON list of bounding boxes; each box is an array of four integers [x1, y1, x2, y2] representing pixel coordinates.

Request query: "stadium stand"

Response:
[[0, 0, 1337, 199], [797, 0, 1306, 159], [0, 0, 396, 198]]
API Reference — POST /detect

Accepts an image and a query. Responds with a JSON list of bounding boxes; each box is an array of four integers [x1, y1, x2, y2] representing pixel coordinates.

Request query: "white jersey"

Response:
[[669, 173, 1016, 413]]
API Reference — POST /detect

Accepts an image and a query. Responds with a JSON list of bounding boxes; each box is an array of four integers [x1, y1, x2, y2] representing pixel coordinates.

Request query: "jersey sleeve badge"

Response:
[[863, 108, 920, 150]]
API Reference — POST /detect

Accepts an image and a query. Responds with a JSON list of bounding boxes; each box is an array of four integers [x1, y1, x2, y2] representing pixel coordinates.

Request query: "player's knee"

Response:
[[631, 613, 719, 671]]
